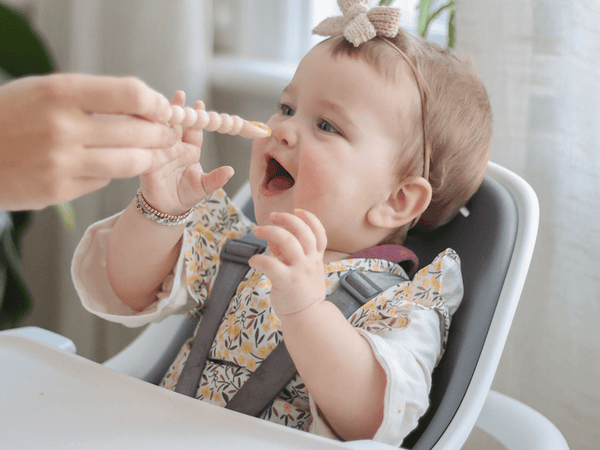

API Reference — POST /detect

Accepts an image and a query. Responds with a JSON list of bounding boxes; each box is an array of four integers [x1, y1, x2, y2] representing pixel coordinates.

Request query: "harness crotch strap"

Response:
[[175, 231, 412, 417]]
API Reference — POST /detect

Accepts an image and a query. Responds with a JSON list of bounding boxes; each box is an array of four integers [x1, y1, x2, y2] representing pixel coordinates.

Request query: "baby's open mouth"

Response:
[[262, 156, 295, 195]]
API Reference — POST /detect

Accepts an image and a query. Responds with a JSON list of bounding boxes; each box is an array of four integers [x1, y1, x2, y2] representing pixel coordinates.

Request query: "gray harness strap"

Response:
[[226, 268, 408, 417], [175, 232, 409, 416], [174, 235, 266, 397]]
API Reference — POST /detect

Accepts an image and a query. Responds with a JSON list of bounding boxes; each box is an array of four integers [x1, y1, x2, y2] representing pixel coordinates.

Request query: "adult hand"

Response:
[[0, 73, 177, 211]]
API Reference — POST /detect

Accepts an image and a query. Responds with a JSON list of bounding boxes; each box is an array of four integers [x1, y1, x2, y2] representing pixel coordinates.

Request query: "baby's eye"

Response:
[[279, 103, 295, 116], [318, 120, 338, 134]]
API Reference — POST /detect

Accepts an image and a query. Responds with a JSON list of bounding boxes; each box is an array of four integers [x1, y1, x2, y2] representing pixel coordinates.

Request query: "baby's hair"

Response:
[[324, 30, 492, 243]]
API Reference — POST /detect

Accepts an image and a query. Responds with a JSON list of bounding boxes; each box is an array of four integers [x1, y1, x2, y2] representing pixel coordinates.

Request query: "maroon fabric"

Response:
[[348, 245, 419, 277]]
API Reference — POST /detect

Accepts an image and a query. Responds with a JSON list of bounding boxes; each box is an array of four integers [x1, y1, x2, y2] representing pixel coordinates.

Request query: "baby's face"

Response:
[[249, 42, 419, 255]]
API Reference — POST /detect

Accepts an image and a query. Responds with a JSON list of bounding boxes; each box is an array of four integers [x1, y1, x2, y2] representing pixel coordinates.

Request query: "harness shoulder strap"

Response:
[[174, 233, 266, 397], [176, 230, 412, 418], [226, 267, 408, 417]]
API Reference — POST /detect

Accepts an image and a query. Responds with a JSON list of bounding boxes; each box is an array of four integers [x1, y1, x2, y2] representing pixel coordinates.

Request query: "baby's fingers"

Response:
[[169, 91, 186, 130], [252, 225, 304, 266], [293, 209, 327, 255], [179, 165, 234, 207], [248, 253, 288, 285], [182, 126, 203, 147], [268, 211, 318, 256], [196, 166, 234, 197]]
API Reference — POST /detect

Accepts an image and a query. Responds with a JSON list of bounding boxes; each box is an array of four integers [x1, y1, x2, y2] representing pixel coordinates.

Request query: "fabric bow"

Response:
[[312, 0, 401, 47]]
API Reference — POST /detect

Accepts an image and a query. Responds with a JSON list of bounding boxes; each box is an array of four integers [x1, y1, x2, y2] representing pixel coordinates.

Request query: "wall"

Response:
[[455, 1, 600, 449]]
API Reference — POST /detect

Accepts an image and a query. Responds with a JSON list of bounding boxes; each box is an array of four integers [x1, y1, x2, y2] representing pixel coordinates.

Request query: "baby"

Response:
[[72, 1, 491, 445]]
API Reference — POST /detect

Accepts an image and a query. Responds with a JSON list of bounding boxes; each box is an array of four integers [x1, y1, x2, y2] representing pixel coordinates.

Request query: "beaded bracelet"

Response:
[[135, 188, 194, 227]]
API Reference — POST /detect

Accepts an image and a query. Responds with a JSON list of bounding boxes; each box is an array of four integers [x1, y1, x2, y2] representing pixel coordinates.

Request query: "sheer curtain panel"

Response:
[[455, 1, 600, 449]]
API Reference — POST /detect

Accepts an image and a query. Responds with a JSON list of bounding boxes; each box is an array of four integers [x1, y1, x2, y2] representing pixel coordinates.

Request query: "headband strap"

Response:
[[378, 38, 430, 181]]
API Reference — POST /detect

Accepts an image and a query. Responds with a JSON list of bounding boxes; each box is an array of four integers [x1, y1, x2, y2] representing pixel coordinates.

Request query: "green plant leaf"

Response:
[[378, 0, 395, 5], [0, 3, 54, 77], [416, 0, 456, 48], [423, 1, 455, 39], [447, 7, 456, 49], [416, 0, 436, 37], [56, 203, 76, 231]]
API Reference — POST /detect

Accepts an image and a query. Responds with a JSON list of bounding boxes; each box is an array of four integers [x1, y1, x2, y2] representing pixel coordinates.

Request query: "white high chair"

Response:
[[0, 162, 569, 449]]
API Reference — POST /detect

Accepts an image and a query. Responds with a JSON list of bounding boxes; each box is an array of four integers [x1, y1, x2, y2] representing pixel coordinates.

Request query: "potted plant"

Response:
[[0, 2, 57, 329]]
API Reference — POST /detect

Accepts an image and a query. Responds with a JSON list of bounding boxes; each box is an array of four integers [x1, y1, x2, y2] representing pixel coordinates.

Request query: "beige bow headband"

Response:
[[312, 0, 431, 182], [312, 0, 401, 47]]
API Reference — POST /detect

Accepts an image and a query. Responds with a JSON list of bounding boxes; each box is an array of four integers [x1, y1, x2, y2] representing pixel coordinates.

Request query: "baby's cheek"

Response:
[[296, 152, 330, 206]]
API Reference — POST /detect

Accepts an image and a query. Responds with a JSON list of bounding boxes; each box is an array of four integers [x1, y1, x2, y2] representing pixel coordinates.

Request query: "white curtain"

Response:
[[19, 0, 215, 362], [456, 1, 600, 449]]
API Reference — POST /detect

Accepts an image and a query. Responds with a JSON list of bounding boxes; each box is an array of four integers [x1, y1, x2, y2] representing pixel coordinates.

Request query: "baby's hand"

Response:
[[139, 91, 234, 215], [249, 210, 327, 316]]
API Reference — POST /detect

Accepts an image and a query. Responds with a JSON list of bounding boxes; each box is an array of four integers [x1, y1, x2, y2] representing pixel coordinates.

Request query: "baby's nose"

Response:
[[274, 121, 298, 148]]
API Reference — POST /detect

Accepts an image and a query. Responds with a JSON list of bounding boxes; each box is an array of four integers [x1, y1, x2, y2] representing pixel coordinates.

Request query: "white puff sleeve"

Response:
[[71, 211, 193, 328]]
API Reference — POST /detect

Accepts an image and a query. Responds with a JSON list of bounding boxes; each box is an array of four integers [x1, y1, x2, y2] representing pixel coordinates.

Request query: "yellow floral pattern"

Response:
[[159, 189, 461, 432]]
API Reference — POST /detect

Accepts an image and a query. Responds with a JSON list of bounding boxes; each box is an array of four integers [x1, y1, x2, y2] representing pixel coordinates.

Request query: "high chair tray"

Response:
[[0, 335, 389, 450]]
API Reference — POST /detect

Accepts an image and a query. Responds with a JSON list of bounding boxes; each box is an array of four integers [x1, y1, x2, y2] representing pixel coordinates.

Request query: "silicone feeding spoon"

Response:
[[168, 105, 271, 139]]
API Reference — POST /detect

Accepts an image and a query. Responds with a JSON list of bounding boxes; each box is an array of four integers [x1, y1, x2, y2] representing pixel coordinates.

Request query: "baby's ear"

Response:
[[366, 177, 432, 230]]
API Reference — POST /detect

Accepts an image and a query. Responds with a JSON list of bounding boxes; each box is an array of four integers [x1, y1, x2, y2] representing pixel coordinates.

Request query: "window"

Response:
[[213, 0, 312, 62], [211, 0, 452, 99], [214, 0, 451, 61]]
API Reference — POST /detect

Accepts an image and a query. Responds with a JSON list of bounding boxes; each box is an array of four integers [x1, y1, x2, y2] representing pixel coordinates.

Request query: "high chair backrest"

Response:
[[226, 162, 533, 449], [103, 162, 539, 450], [237, 161, 537, 449], [404, 162, 538, 450], [400, 170, 518, 448]]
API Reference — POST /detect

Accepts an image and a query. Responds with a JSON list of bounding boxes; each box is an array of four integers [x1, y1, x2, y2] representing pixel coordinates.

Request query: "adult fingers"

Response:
[[50, 74, 173, 123], [75, 147, 167, 179], [67, 177, 112, 201], [9, 176, 111, 211], [84, 113, 177, 149], [43, 176, 112, 209]]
